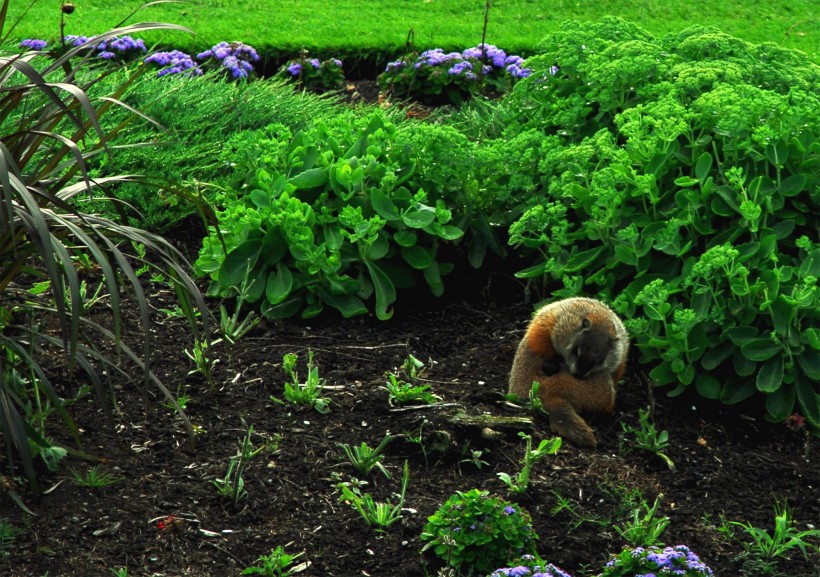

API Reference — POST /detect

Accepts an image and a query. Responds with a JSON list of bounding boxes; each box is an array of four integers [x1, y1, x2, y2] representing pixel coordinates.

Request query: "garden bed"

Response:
[[1, 257, 817, 576]]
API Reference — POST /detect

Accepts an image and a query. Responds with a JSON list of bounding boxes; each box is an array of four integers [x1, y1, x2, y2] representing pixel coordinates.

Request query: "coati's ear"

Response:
[[581, 318, 590, 329]]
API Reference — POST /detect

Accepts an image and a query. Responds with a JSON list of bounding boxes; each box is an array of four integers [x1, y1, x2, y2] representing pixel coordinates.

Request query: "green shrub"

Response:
[[420, 488, 538, 575], [195, 111, 469, 319], [497, 17, 819, 429]]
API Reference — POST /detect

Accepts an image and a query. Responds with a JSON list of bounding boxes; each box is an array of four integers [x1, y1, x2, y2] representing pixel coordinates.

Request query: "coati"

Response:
[[509, 297, 629, 448]]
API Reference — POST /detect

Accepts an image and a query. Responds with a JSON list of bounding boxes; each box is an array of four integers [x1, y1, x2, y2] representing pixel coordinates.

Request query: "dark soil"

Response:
[[1, 229, 818, 577]]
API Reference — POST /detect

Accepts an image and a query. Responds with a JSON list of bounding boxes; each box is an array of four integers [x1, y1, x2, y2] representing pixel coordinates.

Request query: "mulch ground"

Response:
[[1, 234, 818, 577]]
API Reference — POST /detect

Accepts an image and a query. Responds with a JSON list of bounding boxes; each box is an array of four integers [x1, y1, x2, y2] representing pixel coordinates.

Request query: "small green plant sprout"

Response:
[[420, 488, 539, 575], [0, 518, 17, 558], [504, 381, 544, 412], [383, 372, 438, 406], [274, 351, 330, 414], [614, 494, 671, 548], [336, 461, 410, 530], [241, 545, 305, 576], [600, 544, 714, 577], [109, 568, 128, 577], [219, 269, 261, 345], [338, 433, 393, 479], [490, 554, 573, 577], [621, 407, 675, 470], [213, 423, 266, 504], [459, 443, 490, 470], [497, 432, 561, 494], [724, 500, 820, 574], [383, 354, 439, 406], [163, 385, 191, 412], [69, 465, 122, 488], [549, 490, 606, 531], [185, 337, 221, 389]]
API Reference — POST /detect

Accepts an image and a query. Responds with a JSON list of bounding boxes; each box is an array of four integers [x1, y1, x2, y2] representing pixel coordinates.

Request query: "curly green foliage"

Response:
[[499, 17, 820, 430], [195, 111, 471, 320]]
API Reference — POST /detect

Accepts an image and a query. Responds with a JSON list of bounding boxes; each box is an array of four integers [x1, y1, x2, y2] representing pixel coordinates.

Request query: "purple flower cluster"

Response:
[[463, 43, 508, 68], [384, 43, 531, 81], [144, 50, 203, 77], [413, 48, 462, 69], [95, 35, 147, 60], [197, 41, 259, 79], [491, 560, 572, 577], [20, 38, 48, 51], [64, 35, 90, 47], [605, 545, 714, 576]]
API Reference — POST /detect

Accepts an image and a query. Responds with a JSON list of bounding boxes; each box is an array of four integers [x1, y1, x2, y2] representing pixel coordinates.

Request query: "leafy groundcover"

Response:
[[0, 260, 817, 576]]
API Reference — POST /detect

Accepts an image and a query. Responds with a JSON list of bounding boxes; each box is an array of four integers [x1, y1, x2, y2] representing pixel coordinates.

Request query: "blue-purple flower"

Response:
[[198, 41, 259, 79], [20, 38, 47, 51], [144, 50, 203, 77]]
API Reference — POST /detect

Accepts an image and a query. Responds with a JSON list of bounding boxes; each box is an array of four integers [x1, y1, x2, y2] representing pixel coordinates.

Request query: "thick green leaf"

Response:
[[795, 374, 820, 427], [402, 207, 436, 228], [740, 338, 781, 362], [266, 264, 293, 305], [393, 230, 418, 248], [765, 384, 795, 422], [756, 356, 784, 393], [370, 188, 400, 220], [261, 295, 302, 319], [423, 261, 444, 297], [514, 261, 549, 279], [364, 261, 395, 320], [322, 292, 368, 318], [779, 174, 807, 197], [797, 349, 820, 380], [220, 239, 262, 287], [695, 152, 713, 182], [250, 188, 270, 208], [701, 341, 735, 370], [695, 374, 722, 399], [562, 246, 605, 273], [287, 167, 328, 190], [401, 244, 434, 269]]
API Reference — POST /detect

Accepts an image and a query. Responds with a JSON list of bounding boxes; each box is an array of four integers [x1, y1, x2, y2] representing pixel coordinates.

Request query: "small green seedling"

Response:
[[621, 407, 675, 470], [339, 433, 393, 479], [497, 432, 561, 494], [274, 351, 330, 414], [241, 545, 304, 576], [614, 494, 670, 548]]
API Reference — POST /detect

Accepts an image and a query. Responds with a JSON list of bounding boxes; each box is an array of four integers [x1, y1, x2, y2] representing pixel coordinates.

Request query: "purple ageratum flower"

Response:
[[385, 60, 406, 72], [198, 41, 259, 78], [20, 38, 47, 51], [506, 64, 532, 79], [549, 65, 559, 76], [448, 60, 473, 76], [287, 62, 302, 76], [508, 566, 530, 577], [416, 48, 461, 68], [464, 43, 506, 67], [64, 35, 90, 47], [504, 505, 517, 515], [144, 50, 202, 77], [308, 58, 320, 68], [97, 51, 117, 60], [331, 58, 343, 68]]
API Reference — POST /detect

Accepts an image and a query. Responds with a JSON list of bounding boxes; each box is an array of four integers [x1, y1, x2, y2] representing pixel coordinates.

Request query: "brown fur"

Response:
[[509, 297, 629, 448]]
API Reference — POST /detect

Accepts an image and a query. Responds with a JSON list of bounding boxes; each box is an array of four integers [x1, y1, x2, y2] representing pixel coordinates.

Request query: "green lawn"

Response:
[[6, 0, 817, 60]]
